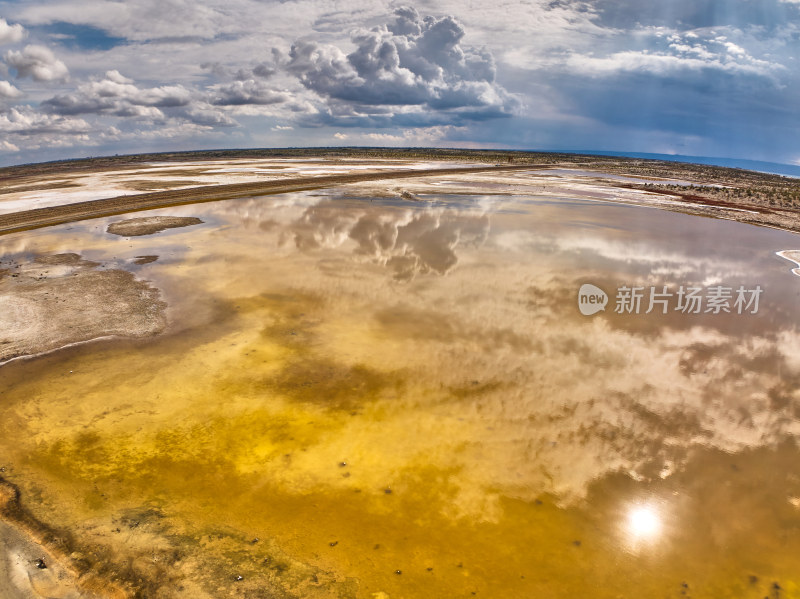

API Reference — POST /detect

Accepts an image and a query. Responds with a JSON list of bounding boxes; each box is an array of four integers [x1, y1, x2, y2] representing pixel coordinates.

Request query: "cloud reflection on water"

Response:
[[196, 192, 800, 510]]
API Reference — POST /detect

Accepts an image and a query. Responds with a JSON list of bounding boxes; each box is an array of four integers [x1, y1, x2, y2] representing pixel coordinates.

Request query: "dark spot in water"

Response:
[[572, 540, 581, 547], [427, 567, 433, 571], [749, 575, 759, 584], [384, 488, 392, 494], [374, 544, 381, 550]]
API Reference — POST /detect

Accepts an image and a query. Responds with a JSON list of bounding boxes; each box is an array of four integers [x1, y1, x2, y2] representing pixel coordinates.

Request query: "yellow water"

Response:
[[2, 190, 800, 598]]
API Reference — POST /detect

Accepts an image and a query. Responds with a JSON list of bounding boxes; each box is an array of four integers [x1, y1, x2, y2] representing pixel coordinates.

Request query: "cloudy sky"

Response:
[[0, 0, 799, 167]]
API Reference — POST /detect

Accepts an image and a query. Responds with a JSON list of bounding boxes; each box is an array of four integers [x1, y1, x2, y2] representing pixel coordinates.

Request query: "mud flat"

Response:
[[107, 216, 203, 237], [1, 161, 798, 237], [0, 253, 166, 364], [0, 477, 121, 599]]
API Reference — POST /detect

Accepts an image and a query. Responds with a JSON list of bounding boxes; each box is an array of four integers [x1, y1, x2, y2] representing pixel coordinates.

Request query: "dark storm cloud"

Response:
[[288, 6, 517, 122]]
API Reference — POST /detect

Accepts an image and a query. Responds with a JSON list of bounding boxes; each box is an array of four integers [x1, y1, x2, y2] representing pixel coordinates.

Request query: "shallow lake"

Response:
[[1, 187, 799, 598]]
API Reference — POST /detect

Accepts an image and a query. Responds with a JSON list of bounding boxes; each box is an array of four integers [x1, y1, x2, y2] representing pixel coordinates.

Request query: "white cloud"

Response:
[[287, 7, 518, 123], [0, 106, 92, 153], [0, 0, 798, 164], [365, 132, 402, 141], [208, 79, 288, 106], [0, 80, 23, 99], [8, 0, 229, 42], [566, 33, 784, 80], [0, 18, 26, 44], [43, 70, 192, 117], [4, 45, 69, 81], [0, 106, 90, 135]]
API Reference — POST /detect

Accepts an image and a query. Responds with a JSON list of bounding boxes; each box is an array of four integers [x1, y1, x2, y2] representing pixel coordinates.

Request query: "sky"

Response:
[[0, 0, 799, 167]]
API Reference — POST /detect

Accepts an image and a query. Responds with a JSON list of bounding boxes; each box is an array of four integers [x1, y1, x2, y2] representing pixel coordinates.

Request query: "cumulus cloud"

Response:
[[201, 57, 280, 81], [0, 105, 90, 136], [0, 80, 23, 99], [0, 18, 26, 44], [42, 70, 192, 116], [208, 79, 288, 106], [4, 45, 68, 81], [178, 106, 237, 127], [288, 6, 517, 123], [40, 70, 244, 129]]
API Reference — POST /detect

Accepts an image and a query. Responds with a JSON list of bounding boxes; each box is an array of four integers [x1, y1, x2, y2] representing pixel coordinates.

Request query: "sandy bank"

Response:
[[107, 216, 203, 236], [0, 253, 166, 364]]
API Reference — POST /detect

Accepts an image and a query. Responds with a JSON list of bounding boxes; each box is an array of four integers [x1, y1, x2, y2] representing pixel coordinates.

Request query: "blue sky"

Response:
[[0, 0, 799, 167]]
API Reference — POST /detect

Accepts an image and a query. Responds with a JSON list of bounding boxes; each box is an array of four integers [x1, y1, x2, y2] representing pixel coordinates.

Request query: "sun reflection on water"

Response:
[[622, 499, 666, 554], [628, 504, 661, 539]]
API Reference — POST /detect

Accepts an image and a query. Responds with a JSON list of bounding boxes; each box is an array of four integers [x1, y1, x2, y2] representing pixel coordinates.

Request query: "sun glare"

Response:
[[627, 505, 662, 539]]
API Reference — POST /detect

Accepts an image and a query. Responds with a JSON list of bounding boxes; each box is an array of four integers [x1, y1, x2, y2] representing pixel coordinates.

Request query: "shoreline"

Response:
[[0, 164, 538, 236], [0, 477, 126, 598], [0, 163, 798, 237]]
